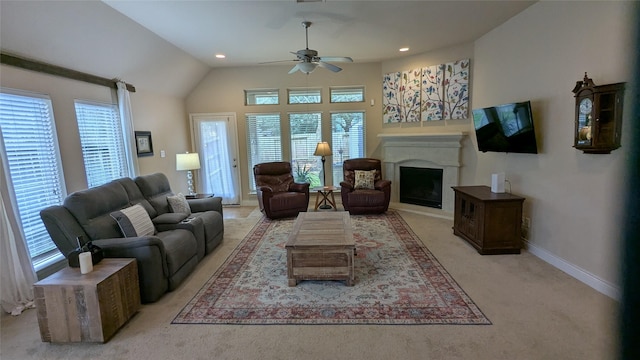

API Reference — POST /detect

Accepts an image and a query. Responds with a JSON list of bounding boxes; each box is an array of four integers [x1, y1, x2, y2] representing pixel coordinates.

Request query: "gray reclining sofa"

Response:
[[40, 172, 223, 303]]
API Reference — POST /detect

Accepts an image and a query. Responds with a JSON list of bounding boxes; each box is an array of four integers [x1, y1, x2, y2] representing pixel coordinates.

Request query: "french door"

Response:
[[190, 113, 240, 205]]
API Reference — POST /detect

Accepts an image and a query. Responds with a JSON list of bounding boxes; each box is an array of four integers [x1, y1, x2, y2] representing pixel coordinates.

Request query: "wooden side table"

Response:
[[313, 186, 338, 210], [33, 258, 140, 343]]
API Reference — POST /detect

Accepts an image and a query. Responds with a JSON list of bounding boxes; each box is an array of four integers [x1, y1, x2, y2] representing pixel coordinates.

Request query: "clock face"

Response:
[[579, 98, 593, 115]]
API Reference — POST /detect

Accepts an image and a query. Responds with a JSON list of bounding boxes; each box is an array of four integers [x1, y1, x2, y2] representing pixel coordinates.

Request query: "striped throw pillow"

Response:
[[110, 204, 155, 237]]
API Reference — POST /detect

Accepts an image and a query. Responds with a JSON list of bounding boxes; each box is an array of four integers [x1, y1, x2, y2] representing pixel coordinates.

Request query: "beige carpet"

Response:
[[1, 207, 619, 360]]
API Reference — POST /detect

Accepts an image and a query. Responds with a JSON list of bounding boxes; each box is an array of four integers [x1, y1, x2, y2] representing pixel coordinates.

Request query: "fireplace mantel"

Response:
[[378, 132, 467, 215], [377, 132, 466, 142]]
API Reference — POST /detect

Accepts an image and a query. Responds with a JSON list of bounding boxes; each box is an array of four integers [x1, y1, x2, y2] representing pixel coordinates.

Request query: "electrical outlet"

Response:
[[521, 217, 531, 239]]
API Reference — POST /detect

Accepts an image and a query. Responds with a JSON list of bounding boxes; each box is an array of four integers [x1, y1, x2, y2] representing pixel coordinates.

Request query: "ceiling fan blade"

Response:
[[259, 59, 298, 64], [317, 61, 342, 72], [288, 64, 301, 74], [319, 56, 353, 63]]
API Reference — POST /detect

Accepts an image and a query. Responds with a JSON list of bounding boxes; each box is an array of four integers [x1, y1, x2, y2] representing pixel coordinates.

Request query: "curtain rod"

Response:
[[0, 52, 136, 93]]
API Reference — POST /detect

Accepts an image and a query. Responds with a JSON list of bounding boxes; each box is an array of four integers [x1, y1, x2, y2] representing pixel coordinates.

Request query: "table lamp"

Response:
[[313, 142, 333, 209], [176, 152, 201, 195]]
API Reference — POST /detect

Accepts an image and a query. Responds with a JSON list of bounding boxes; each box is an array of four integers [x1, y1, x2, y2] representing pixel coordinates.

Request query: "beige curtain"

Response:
[[0, 128, 37, 315], [117, 81, 139, 177]]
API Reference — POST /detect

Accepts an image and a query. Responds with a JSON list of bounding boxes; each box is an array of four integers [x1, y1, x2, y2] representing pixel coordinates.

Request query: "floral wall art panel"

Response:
[[401, 68, 422, 122], [443, 59, 470, 120], [382, 72, 402, 123], [421, 64, 444, 121]]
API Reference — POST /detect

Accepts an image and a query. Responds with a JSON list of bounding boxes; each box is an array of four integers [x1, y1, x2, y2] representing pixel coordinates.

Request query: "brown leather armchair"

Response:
[[253, 161, 310, 219], [340, 158, 391, 215]]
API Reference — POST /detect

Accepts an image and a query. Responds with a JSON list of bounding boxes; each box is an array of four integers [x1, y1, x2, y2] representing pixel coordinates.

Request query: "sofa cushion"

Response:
[[64, 180, 130, 240], [134, 173, 174, 215], [110, 204, 155, 237], [346, 189, 386, 207], [155, 229, 198, 276], [354, 170, 376, 190], [167, 193, 191, 215]]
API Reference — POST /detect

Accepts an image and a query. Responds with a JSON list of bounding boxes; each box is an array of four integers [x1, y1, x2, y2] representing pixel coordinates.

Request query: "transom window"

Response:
[[330, 86, 365, 103], [288, 88, 321, 104], [245, 89, 279, 105]]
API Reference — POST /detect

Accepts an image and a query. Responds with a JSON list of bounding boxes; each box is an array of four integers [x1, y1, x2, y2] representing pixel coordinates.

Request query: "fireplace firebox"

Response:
[[399, 167, 443, 209]]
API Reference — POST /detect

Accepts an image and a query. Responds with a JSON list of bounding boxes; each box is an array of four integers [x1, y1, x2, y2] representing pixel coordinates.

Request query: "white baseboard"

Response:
[[390, 202, 454, 220], [524, 239, 621, 301]]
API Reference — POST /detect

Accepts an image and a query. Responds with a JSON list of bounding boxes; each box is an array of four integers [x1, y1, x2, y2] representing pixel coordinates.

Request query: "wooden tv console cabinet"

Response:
[[452, 186, 525, 255]]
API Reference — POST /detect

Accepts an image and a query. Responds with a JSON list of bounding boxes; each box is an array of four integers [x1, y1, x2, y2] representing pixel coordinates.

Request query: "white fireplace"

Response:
[[378, 132, 466, 215]]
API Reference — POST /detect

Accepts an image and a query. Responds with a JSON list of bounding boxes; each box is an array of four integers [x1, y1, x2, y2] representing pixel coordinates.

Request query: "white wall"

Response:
[[472, 1, 635, 297]]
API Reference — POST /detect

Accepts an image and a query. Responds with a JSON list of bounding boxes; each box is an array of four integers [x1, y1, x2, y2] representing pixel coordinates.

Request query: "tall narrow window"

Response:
[[0, 90, 66, 268], [75, 100, 128, 188], [246, 113, 282, 191], [289, 112, 322, 187], [331, 111, 365, 185]]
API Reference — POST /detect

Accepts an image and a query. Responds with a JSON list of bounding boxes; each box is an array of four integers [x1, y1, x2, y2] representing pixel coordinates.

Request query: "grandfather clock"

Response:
[[572, 72, 625, 154]]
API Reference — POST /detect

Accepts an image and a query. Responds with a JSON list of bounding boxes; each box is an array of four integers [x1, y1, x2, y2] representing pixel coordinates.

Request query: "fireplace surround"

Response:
[[378, 132, 466, 214]]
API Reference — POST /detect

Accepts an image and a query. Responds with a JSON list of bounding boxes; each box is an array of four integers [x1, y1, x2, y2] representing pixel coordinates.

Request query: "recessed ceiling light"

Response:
[[399, 47, 410, 52], [215, 54, 226, 59]]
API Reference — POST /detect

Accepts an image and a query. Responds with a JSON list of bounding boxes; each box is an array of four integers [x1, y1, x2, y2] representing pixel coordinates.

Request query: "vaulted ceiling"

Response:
[[103, 0, 536, 67], [1, 1, 536, 96]]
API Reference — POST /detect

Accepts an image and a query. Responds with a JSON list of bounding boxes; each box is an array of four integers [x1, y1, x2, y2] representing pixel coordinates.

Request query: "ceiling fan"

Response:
[[265, 21, 353, 74]]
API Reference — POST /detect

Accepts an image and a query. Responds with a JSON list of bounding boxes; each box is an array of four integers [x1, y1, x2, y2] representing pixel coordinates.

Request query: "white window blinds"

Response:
[[331, 111, 365, 185], [0, 90, 66, 263], [288, 88, 322, 104], [330, 86, 365, 103], [289, 112, 322, 186], [246, 113, 282, 191], [245, 89, 279, 105], [74, 100, 128, 188]]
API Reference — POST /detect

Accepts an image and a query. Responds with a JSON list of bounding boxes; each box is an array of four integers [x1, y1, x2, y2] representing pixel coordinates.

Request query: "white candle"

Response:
[[79, 252, 93, 274]]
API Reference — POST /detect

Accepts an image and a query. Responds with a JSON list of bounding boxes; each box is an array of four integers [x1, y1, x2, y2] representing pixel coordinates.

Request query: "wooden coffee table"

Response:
[[285, 211, 355, 286]]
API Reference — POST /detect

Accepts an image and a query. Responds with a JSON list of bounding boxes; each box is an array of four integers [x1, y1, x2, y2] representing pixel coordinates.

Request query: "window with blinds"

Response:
[[74, 100, 127, 188], [331, 111, 365, 185], [246, 113, 282, 191], [0, 90, 66, 267], [288, 88, 322, 104], [290, 112, 322, 187], [330, 86, 365, 103], [245, 89, 279, 105]]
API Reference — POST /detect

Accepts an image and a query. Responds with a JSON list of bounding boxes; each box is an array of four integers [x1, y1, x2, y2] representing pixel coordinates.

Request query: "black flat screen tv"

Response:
[[472, 100, 538, 154]]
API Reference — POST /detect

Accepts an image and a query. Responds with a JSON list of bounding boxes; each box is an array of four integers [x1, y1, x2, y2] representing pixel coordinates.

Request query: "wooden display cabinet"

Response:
[[452, 186, 525, 255], [572, 72, 625, 154]]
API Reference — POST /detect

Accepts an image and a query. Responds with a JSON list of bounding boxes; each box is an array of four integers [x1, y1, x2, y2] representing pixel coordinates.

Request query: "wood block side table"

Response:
[[33, 258, 140, 343]]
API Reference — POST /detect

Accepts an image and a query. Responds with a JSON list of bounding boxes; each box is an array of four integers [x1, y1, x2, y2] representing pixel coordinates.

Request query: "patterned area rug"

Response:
[[172, 211, 491, 325]]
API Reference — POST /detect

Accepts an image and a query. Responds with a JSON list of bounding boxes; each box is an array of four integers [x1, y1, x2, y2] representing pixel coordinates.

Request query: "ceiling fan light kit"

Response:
[[298, 62, 318, 74], [269, 21, 353, 75]]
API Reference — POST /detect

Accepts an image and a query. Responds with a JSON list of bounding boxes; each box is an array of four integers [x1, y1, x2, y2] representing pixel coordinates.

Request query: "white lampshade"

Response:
[[298, 62, 317, 74], [176, 152, 201, 171], [313, 142, 332, 157]]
